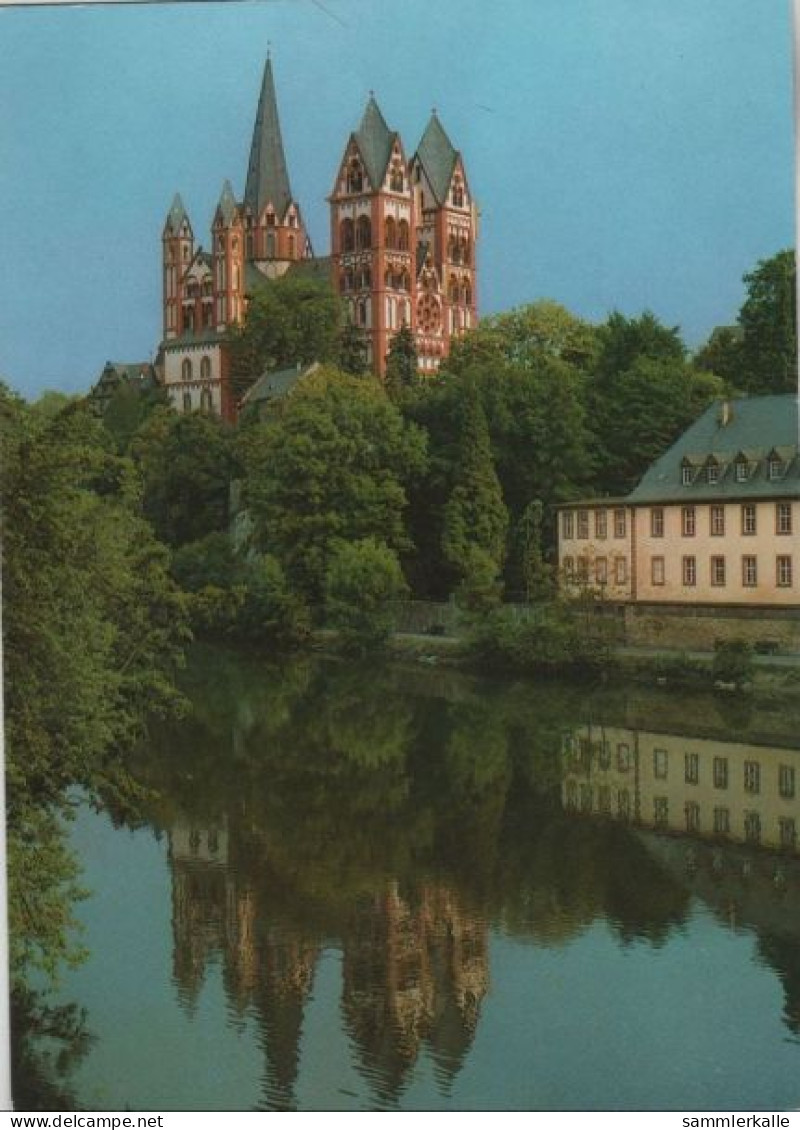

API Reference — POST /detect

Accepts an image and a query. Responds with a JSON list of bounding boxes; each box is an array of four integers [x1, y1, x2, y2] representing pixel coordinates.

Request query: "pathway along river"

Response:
[[26, 647, 800, 1110]]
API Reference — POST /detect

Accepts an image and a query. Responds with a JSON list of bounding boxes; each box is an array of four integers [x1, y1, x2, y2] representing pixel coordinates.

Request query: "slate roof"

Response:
[[217, 180, 239, 226], [91, 361, 158, 401], [244, 55, 294, 219], [354, 96, 395, 189], [627, 395, 800, 503], [241, 361, 320, 406], [415, 113, 458, 205], [164, 193, 190, 235], [162, 329, 227, 349]]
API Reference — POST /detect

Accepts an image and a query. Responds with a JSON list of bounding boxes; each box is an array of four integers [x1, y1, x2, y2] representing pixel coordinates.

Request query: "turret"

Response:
[[212, 180, 244, 330], [162, 193, 194, 339]]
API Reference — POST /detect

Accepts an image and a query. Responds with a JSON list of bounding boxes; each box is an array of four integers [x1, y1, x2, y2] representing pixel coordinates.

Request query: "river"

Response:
[[22, 647, 800, 1110]]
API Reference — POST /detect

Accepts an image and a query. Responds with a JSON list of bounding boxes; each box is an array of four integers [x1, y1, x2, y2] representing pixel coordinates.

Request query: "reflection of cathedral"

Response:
[[167, 821, 487, 1108]]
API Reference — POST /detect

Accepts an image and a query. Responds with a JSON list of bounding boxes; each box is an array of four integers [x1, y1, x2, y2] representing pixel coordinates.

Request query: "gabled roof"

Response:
[[164, 193, 190, 235], [354, 96, 395, 188], [241, 361, 320, 406], [216, 180, 239, 227], [244, 55, 294, 219], [414, 112, 459, 205], [628, 395, 800, 503]]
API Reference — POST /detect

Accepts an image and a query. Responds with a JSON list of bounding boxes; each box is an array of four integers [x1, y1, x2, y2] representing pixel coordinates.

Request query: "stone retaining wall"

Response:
[[622, 603, 800, 653]]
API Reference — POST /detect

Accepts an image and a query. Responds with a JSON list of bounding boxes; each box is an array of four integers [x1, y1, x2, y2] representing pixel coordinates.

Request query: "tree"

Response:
[[693, 325, 743, 386], [338, 321, 369, 376], [441, 381, 508, 593], [324, 538, 408, 651], [513, 499, 554, 602], [1, 388, 188, 985], [384, 324, 418, 401], [737, 249, 797, 394], [447, 300, 598, 373], [239, 366, 427, 601], [130, 408, 235, 547], [228, 274, 343, 398], [592, 310, 685, 384]]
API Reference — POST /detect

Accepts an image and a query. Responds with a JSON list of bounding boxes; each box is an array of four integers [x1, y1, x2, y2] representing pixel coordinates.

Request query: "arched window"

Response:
[[181, 358, 193, 382], [461, 238, 471, 266], [266, 233, 276, 258], [448, 275, 458, 302], [356, 215, 372, 250], [340, 270, 353, 293], [246, 233, 254, 258], [463, 281, 472, 305], [183, 306, 195, 332], [266, 211, 276, 227], [397, 220, 410, 251], [401, 271, 410, 293], [389, 165, 404, 192], [359, 266, 371, 289], [357, 298, 369, 327], [347, 159, 364, 194], [288, 234, 296, 257], [340, 218, 355, 252], [186, 281, 199, 298], [200, 356, 211, 380], [200, 388, 213, 412], [202, 278, 213, 296], [182, 392, 192, 412], [384, 216, 397, 249], [447, 235, 458, 264], [452, 182, 465, 207]]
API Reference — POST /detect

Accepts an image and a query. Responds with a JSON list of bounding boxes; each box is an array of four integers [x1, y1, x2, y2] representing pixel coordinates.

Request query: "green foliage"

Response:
[[447, 299, 598, 372], [441, 380, 508, 588], [466, 601, 614, 677], [324, 538, 409, 652], [737, 249, 797, 394], [234, 554, 311, 647], [1, 387, 189, 986], [512, 499, 555, 602], [694, 325, 743, 385], [384, 324, 419, 401], [239, 365, 427, 600], [712, 638, 755, 688], [593, 310, 685, 383], [171, 532, 240, 592], [100, 380, 169, 453], [228, 274, 343, 398], [455, 546, 504, 615], [338, 321, 370, 376], [131, 408, 235, 547]]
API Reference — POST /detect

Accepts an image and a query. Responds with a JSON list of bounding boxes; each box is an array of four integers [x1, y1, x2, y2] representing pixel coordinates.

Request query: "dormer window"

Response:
[[681, 464, 694, 486], [769, 457, 783, 480], [735, 460, 749, 483], [707, 463, 719, 485]]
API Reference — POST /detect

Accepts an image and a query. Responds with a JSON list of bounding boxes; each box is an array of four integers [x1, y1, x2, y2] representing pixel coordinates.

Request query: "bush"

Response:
[[324, 538, 409, 653], [712, 638, 754, 689], [235, 555, 311, 647], [465, 600, 614, 676]]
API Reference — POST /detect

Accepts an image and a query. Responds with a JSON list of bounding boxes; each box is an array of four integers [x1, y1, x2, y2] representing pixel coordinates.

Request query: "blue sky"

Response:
[[0, 0, 794, 397]]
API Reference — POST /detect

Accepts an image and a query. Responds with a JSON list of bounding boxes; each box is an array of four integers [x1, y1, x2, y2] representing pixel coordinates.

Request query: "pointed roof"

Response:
[[354, 95, 395, 188], [415, 113, 459, 205], [217, 180, 239, 226], [164, 193, 190, 235], [244, 55, 294, 219]]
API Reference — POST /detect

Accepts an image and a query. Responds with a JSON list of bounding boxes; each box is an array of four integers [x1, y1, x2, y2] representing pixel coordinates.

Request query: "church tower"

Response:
[[410, 113, 478, 373], [330, 97, 414, 376], [243, 53, 311, 277], [162, 194, 194, 340]]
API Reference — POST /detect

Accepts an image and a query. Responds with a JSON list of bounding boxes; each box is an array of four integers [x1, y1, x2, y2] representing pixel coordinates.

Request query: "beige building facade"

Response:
[[558, 395, 799, 609]]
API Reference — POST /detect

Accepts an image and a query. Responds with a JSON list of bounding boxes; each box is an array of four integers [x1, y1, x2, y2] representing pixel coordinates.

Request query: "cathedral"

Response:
[[159, 53, 478, 420]]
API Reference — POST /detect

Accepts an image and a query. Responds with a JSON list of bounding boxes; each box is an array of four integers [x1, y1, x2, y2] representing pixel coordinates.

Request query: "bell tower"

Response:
[[162, 194, 194, 340]]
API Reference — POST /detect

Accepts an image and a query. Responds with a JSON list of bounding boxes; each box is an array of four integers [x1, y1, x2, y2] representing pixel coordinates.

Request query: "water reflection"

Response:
[[132, 649, 800, 1108]]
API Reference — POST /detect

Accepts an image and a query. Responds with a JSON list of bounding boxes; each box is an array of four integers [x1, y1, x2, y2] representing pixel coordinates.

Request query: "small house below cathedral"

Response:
[[158, 53, 478, 420]]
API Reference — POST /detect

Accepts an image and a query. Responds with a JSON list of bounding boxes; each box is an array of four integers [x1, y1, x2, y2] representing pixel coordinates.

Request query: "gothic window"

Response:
[[347, 159, 364, 194], [183, 306, 195, 332], [266, 212, 276, 227], [448, 235, 458, 264], [463, 281, 472, 305], [266, 233, 276, 258], [389, 165, 404, 192], [186, 281, 199, 298], [448, 275, 458, 302], [360, 267, 371, 289], [398, 220, 410, 252], [461, 238, 471, 266], [202, 303, 213, 328], [200, 356, 211, 380], [340, 270, 354, 293], [340, 218, 355, 253], [182, 392, 192, 412], [452, 180, 465, 207], [385, 217, 397, 249], [200, 388, 213, 412], [183, 246, 189, 262], [202, 278, 213, 296], [356, 215, 372, 250], [356, 297, 369, 327], [181, 358, 193, 381], [288, 235, 296, 257], [401, 270, 410, 293]]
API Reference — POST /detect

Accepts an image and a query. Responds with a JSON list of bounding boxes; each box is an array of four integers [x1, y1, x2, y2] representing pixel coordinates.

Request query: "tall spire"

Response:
[[354, 95, 394, 188], [244, 54, 293, 220], [415, 113, 458, 205]]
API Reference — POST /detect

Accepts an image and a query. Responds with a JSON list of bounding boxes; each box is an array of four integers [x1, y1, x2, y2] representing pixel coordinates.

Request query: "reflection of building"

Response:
[[342, 882, 489, 1103], [562, 725, 798, 853], [167, 820, 487, 1107], [557, 395, 799, 608]]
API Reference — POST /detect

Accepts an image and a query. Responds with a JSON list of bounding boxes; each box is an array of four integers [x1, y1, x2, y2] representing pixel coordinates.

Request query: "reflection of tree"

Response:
[[11, 988, 93, 1112], [756, 933, 800, 1036]]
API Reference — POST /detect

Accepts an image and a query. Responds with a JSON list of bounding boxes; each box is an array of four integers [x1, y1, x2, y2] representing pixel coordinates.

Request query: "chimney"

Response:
[[719, 400, 733, 427]]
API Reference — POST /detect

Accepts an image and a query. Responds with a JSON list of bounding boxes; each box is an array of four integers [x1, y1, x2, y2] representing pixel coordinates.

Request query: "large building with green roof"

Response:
[[158, 53, 478, 419], [558, 394, 799, 610]]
